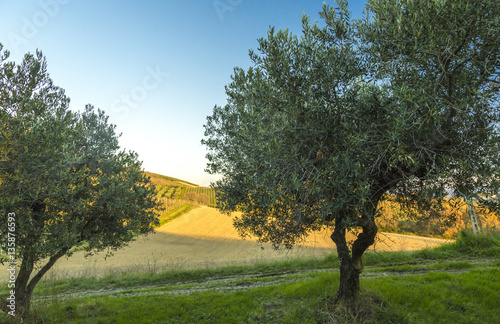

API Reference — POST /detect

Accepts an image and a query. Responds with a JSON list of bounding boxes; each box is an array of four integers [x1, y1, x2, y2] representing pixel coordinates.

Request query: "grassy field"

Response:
[[1, 171, 492, 322], [2, 231, 498, 323], [0, 207, 448, 285]]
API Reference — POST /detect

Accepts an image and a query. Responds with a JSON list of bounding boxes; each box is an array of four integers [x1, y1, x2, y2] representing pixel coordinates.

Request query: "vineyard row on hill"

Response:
[[155, 185, 216, 207]]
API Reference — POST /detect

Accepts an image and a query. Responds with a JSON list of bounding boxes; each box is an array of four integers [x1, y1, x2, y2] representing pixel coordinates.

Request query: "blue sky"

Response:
[[0, 0, 366, 186]]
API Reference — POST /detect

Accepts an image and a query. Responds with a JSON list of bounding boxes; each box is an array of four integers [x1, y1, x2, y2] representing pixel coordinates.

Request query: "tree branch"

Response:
[[26, 248, 69, 294], [485, 78, 500, 85]]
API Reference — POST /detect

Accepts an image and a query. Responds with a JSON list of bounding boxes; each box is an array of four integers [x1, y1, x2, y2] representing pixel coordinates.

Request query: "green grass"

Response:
[[13, 267, 500, 323], [30, 276, 336, 323], [361, 230, 499, 267], [2, 255, 338, 298], [365, 268, 500, 324], [452, 230, 500, 256], [156, 203, 197, 227], [176, 187, 187, 200], [2, 231, 499, 323]]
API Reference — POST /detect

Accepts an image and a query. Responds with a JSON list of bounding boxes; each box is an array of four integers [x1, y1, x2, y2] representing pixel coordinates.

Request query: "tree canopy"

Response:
[[0, 44, 160, 316], [203, 0, 500, 301]]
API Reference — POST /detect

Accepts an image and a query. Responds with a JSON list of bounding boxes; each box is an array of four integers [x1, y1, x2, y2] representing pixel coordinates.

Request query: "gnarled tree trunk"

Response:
[[0, 249, 67, 318], [331, 221, 362, 301], [330, 192, 381, 303]]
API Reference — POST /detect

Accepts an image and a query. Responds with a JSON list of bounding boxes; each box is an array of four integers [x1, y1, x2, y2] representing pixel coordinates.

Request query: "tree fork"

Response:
[[351, 198, 381, 274], [353, 229, 375, 271], [331, 193, 381, 303], [331, 215, 360, 302]]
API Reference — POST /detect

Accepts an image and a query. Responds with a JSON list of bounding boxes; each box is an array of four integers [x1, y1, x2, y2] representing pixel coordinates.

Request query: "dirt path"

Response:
[[0, 207, 452, 281], [32, 258, 496, 302]]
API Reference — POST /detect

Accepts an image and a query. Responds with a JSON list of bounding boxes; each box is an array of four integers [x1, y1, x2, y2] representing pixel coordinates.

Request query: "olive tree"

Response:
[[0, 45, 160, 316], [202, 0, 500, 302]]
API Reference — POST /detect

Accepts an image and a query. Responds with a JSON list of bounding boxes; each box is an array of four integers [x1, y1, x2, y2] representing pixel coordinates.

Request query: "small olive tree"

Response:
[[0, 45, 160, 316], [203, 0, 500, 302]]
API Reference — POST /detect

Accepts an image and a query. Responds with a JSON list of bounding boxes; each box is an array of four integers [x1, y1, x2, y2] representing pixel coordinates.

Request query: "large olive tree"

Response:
[[0, 45, 160, 316], [203, 0, 500, 302]]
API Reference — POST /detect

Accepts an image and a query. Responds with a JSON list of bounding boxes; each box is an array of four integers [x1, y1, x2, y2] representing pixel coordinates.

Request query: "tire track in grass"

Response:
[[32, 258, 497, 302]]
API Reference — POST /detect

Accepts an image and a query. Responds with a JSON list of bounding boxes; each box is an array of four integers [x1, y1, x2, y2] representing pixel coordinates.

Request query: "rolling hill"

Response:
[[145, 171, 216, 207]]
